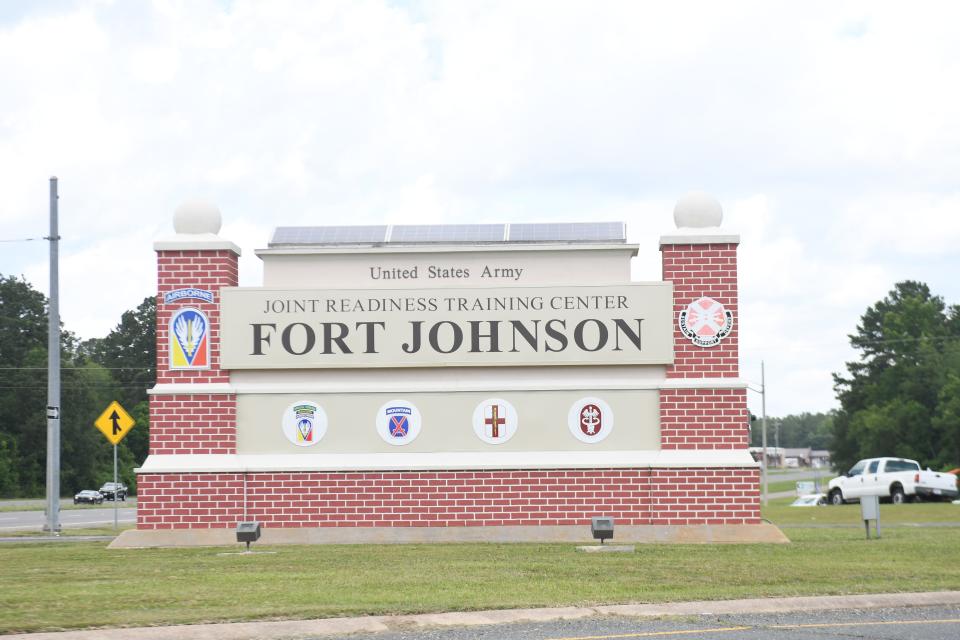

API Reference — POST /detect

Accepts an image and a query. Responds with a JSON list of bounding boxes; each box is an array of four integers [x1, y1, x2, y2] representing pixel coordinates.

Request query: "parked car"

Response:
[[74, 490, 104, 505], [98, 482, 128, 501], [827, 457, 959, 505]]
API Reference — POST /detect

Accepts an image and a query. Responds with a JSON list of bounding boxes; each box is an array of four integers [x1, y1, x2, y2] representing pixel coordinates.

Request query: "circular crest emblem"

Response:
[[678, 297, 734, 347], [472, 398, 519, 445], [567, 397, 614, 443], [281, 400, 327, 447], [376, 400, 422, 446]]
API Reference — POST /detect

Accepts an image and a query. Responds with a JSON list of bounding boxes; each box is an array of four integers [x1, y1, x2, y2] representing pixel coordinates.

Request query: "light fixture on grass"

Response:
[[591, 516, 614, 544], [236, 521, 262, 552]]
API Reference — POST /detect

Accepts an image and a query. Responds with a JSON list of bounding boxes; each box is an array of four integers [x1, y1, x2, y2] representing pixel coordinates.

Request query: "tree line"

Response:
[[0, 274, 154, 496]]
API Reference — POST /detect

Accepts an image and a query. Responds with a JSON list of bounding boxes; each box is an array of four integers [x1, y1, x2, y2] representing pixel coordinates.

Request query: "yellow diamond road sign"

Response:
[[94, 401, 136, 446]]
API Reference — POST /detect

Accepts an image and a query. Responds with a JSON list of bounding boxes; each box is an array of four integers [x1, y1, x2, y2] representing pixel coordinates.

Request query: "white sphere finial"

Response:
[[173, 199, 222, 235], [673, 192, 723, 228]]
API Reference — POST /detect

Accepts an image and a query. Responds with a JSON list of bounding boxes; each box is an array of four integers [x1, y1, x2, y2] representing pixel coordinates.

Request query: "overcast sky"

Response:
[[1, 1, 958, 418]]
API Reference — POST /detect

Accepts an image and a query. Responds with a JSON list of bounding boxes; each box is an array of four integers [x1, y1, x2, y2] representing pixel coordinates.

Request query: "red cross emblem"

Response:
[[485, 404, 506, 438]]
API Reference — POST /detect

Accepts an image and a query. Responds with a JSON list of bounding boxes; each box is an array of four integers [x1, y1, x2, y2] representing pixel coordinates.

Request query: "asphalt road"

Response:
[[0, 505, 135, 530], [329, 606, 960, 640]]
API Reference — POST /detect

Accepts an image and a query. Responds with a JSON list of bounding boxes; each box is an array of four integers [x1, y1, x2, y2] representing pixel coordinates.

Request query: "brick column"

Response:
[[152, 249, 238, 455], [656, 205, 758, 525], [660, 241, 747, 450], [139, 203, 242, 529]]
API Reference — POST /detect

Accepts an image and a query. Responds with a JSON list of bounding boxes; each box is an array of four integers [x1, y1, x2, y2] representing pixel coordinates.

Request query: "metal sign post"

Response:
[[113, 444, 118, 530]]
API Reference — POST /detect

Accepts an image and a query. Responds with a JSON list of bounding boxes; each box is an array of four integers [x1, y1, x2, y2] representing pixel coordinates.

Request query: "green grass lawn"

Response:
[[2, 502, 960, 634], [765, 479, 811, 493], [764, 497, 960, 525]]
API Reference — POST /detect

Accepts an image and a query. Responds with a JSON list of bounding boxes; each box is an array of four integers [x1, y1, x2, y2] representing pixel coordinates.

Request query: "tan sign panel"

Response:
[[221, 283, 673, 369], [236, 389, 660, 454]]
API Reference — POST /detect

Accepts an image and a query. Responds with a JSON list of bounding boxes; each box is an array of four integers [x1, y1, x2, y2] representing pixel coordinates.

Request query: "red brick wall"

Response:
[[149, 394, 236, 455], [152, 248, 238, 456], [648, 468, 759, 525], [136, 468, 760, 529], [661, 243, 739, 379], [660, 388, 749, 450]]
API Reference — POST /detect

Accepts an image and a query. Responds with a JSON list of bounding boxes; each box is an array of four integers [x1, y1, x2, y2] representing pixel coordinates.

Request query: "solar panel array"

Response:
[[509, 222, 625, 243], [269, 222, 625, 246], [390, 224, 505, 243], [271, 226, 388, 245]]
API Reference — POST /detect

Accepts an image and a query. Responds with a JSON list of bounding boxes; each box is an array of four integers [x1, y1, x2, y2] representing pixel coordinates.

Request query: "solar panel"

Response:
[[508, 222, 625, 243], [389, 224, 505, 243], [267, 222, 626, 246], [270, 226, 388, 246]]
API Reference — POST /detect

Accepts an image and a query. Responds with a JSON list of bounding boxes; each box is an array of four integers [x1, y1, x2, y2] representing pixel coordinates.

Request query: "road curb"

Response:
[[3, 591, 959, 639]]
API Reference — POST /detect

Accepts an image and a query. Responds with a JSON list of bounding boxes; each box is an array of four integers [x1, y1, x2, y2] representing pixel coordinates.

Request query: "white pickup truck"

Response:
[[827, 457, 958, 505]]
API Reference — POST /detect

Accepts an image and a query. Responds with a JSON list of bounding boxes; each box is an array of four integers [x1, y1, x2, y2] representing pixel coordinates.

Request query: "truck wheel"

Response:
[[829, 489, 844, 505], [891, 486, 906, 504]]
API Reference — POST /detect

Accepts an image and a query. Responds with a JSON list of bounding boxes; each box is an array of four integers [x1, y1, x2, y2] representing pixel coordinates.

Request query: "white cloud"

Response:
[[1, 1, 959, 418]]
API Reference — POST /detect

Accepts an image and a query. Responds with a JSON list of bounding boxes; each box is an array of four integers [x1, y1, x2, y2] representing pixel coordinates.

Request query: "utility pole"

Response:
[[761, 361, 768, 506], [44, 177, 61, 534]]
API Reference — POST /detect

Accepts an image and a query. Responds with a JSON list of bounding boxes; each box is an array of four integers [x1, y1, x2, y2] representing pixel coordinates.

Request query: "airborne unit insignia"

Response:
[[170, 308, 210, 369]]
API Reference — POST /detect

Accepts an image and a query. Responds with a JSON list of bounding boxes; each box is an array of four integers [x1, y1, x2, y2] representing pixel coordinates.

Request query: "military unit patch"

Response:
[[169, 308, 210, 369], [281, 400, 327, 447], [375, 400, 422, 446], [678, 296, 733, 347], [567, 397, 614, 443], [471, 398, 519, 445]]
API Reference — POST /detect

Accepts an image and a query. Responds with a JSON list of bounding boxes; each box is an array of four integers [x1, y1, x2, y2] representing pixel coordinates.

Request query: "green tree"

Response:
[[831, 281, 960, 472], [81, 296, 156, 410], [0, 274, 121, 495], [0, 433, 19, 497], [750, 412, 833, 449], [0, 275, 47, 366], [81, 296, 155, 471]]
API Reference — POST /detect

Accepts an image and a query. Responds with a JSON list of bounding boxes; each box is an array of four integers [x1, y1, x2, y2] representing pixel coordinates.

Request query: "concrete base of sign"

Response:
[[110, 523, 788, 548]]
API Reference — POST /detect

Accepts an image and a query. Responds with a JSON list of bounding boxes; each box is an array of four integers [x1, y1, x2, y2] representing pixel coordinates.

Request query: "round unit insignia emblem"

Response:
[[376, 400, 422, 446], [472, 398, 519, 445], [281, 400, 327, 447], [169, 307, 210, 370], [678, 296, 734, 347], [567, 397, 614, 443]]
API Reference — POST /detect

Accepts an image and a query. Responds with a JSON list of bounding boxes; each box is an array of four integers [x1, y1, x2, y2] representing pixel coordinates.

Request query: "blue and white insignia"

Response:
[[164, 288, 214, 305], [376, 400, 421, 446], [169, 308, 209, 369]]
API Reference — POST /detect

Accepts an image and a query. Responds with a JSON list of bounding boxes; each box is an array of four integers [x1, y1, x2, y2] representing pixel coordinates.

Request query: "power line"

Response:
[[0, 366, 154, 371], [0, 384, 151, 390], [0, 237, 43, 243]]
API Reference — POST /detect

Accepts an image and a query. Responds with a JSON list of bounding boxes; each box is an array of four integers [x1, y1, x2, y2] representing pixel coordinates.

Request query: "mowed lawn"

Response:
[[2, 501, 960, 633]]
